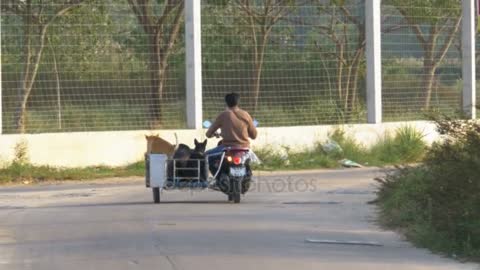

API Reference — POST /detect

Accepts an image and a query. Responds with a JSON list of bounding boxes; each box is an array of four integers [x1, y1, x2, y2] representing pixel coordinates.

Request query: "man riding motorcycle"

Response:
[[205, 93, 257, 193], [205, 92, 257, 155]]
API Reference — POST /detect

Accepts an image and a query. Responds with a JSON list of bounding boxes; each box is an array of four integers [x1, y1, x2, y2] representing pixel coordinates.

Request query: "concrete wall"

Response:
[[0, 121, 438, 168]]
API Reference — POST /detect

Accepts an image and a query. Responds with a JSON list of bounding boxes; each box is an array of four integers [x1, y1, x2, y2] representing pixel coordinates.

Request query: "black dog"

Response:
[[168, 139, 207, 182], [187, 139, 208, 181], [193, 139, 207, 153]]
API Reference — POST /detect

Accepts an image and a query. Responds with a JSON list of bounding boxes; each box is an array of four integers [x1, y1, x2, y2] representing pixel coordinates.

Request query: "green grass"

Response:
[[368, 126, 427, 165], [5, 96, 368, 134], [254, 126, 427, 171], [2, 101, 187, 134], [0, 161, 145, 184], [253, 146, 338, 171]]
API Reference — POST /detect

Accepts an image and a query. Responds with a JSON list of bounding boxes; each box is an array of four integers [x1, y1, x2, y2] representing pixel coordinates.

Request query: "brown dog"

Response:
[[145, 134, 175, 156]]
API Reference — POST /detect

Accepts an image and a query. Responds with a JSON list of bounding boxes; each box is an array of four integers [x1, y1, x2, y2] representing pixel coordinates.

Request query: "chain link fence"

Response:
[[1, 0, 186, 134], [381, 1, 462, 121], [0, 0, 475, 134], [202, 0, 366, 126]]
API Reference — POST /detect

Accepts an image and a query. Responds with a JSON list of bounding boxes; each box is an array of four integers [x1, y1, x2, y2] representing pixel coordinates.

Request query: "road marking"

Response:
[[305, 238, 383, 247], [283, 201, 342, 205]]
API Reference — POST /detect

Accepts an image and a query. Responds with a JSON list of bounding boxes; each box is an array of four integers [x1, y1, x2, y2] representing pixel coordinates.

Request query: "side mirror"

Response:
[[203, 120, 212, 128], [253, 119, 259, 127]]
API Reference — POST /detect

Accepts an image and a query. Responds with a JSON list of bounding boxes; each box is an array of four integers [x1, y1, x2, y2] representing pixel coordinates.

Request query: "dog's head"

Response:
[[145, 134, 159, 152], [194, 139, 207, 154], [145, 134, 175, 156], [145, 134, 160, 140]]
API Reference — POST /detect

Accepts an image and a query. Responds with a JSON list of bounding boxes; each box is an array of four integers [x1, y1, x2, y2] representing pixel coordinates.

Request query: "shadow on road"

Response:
[[31, 200, 233, 209]]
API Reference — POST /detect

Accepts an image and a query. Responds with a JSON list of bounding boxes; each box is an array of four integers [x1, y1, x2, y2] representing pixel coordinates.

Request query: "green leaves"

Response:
[[386, 0, 461, 24], [330, 0, 346, 6]]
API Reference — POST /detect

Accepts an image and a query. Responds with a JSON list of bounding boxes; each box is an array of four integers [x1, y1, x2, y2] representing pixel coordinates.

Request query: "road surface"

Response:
[[0, 168, 477, 270]]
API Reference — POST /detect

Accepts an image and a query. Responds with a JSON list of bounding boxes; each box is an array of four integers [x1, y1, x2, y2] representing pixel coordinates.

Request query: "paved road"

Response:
[[0, 169, 477, 270]]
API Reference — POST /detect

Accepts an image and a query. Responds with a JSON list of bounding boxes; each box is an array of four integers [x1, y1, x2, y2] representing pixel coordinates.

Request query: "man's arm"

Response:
[[206, 113, 223, 138], [246, 113, 257, 139]]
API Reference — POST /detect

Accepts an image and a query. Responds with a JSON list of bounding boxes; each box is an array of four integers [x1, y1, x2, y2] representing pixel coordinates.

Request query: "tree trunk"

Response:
[[136, 2, 183, 129], [148, 35, 165, 128], [15, 24, 48, 133], [350, 59, 361, 112], [423, 56, 436, 110], [48, 37, 62, 130], [252, 57, 264, 113], [252, 30, 269, 113], [344, 64, 353, 113], [347, 48, 364, 114], [336, 43, 345, 103]]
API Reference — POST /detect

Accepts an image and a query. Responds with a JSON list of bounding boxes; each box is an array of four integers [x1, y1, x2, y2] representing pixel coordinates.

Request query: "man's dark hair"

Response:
[[225, 93, 240, 108]]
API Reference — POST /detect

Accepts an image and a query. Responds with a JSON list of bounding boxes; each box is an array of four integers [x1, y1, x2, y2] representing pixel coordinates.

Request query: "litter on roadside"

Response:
[[322, 140, 343, 154], [340, 159, 363, 168]]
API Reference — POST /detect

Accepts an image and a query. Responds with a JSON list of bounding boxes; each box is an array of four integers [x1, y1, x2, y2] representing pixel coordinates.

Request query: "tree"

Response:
[[308, 0, 405, 118], [127, 0, 184, 128], [231, 0, 295, 112], [1, 0, 90, 133], [309, 0, 365, 116], [386, 0, 462, 110]]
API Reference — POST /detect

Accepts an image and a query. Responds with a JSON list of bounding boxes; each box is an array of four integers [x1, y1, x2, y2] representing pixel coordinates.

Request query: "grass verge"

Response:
[[0, 125, 426, 184], [0, 161, 145, 185], [374, 118, 480, 261], [254, 126, 426, 171]]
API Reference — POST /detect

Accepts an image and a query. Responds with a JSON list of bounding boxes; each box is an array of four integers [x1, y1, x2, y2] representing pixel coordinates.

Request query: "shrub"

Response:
[[370, 126, 426, 165], [328, 126, 426, 166], [13, 139, 29, 165], [375, 118, 480, 260]]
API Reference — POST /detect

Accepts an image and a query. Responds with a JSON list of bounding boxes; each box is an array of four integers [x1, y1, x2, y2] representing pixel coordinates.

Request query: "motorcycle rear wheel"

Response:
[[230, 177, 242, 203]]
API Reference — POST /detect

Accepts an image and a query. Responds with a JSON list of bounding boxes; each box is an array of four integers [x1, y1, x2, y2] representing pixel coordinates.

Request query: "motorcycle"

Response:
[[203, 120, 259, 203], [145, 120, 259, 204]]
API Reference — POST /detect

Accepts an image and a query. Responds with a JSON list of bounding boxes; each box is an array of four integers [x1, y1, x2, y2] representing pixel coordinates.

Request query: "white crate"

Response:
[[149, 154, 168, 189]]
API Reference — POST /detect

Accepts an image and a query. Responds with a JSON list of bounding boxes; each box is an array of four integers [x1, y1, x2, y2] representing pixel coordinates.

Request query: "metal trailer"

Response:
[[145, 153, 222, 203]]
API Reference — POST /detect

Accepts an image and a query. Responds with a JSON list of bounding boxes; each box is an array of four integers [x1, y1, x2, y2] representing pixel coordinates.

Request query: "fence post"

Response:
[[185, 0, 203, 129], [366, 0, 382, 124], [462, 0, 476, 119], [0, 25, 2, 134]]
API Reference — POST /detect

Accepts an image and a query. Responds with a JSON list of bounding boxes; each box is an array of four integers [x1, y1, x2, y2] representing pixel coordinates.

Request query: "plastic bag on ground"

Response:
[[340, 159, 363, 168], [322, 140, 343, 154]]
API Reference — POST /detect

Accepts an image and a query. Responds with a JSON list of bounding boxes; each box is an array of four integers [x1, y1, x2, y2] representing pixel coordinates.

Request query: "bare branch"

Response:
[[161, 1, 184, 66], [56, 0, 87, 16], [437, 15, 452, 35], [435, 15, 462, 64], [339, 5, 360, 26], [128, 0, 154, 34], [396, 6, 427, 46], [382, 23, 409, 33], [157, 0, 180, 29], [270, 6, 288, 25], [235, 0, 262, 24]]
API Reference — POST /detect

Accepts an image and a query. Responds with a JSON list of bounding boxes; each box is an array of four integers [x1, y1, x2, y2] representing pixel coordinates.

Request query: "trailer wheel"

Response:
[[153, 187, 160, 204], [232, 192, 241, 204]]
